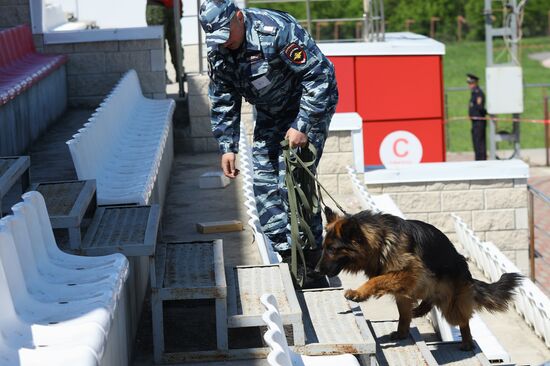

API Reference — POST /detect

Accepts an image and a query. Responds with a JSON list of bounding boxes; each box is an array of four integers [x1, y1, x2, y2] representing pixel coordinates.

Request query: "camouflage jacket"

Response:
[[207, 8, 338, 154]]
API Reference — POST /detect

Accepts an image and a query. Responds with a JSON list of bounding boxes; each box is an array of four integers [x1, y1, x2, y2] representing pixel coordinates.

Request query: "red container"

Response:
[[321, 35, 446, 170]]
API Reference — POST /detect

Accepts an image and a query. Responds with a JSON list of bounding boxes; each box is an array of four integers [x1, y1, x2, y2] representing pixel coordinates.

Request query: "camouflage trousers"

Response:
[[146, 4, 184, 80], [252, 105, 335, 252]]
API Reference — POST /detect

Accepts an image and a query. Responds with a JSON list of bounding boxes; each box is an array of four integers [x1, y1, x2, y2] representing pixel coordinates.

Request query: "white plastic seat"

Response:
[[6, 202, 124, 291], [66, 69, 175, 205], [260, 293, 360, 366], [21, 191, 128, 276], [0, 230, 109, 363]]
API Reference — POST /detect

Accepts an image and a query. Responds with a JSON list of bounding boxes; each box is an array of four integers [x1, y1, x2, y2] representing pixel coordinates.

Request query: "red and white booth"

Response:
[[319, 33, 446, 171]]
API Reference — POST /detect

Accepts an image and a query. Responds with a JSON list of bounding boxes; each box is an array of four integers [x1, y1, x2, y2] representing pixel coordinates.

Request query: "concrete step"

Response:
[[427, 341, 491, 366]]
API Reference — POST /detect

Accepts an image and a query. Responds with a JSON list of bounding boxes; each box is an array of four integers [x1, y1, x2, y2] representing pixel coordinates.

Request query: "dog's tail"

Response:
[[473, 273, 523, 312]]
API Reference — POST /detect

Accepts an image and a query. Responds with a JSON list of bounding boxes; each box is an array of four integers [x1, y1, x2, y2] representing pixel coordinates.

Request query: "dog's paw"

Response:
[[344, 289, 368, 302], [459, 341, 474, 351], [390, 331, 409, 340]]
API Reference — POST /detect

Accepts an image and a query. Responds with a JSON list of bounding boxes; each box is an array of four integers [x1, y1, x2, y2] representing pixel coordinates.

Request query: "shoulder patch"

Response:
[[284, 43, 307, 65]]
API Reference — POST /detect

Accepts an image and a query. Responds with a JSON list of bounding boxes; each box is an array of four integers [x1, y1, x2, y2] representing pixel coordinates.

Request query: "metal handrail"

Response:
[[528, 184, 550, 282]]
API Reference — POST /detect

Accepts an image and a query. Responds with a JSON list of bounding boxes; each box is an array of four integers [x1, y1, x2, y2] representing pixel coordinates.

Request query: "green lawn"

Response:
[[443, 36, 550, 152]]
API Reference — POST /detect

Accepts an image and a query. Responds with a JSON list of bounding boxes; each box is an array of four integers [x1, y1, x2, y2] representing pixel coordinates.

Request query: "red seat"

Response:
[[0, 24, 67, 105]]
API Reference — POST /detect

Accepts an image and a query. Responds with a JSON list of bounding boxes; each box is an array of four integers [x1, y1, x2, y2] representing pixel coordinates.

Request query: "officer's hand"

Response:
[[221, 153, 239, 179], [285, 128, 308, 148]]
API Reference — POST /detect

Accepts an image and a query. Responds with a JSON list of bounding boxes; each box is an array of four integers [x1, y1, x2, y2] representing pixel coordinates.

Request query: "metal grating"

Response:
[[163, 242, 215, 289], [36, 181, 85, 216], [88, 206, 149, 246]]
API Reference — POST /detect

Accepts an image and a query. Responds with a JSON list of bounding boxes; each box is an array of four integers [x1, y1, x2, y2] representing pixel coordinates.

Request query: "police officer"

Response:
[[198, 0, 338, 283], [467, 73, 487, 160]]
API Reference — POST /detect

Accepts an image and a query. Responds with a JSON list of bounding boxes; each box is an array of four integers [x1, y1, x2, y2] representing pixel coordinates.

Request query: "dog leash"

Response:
[[281, 139, 348, 286]]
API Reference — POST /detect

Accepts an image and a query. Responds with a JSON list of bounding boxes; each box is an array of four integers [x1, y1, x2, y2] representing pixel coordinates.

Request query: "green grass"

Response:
[[443, 36, 550, 152]]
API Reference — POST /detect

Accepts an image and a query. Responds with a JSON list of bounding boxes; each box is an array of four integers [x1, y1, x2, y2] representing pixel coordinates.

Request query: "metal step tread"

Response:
[[226, 263, 302, 329], [370, 320, 437, 366], [153, 240, 226, 300], [427, 341, 491, 366], [297, 288, 376, 356]]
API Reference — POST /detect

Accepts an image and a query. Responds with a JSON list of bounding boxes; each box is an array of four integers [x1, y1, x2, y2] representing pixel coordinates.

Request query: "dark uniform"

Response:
[[467, 74, 487, 161], [199, 0, 338, 253]]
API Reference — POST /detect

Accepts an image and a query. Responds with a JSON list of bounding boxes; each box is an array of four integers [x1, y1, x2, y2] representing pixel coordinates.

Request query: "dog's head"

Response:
[[315, 206, 365, 277]]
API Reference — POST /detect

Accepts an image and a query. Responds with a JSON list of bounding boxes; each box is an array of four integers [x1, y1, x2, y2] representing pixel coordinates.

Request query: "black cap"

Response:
[[466, 73, 479, 83]]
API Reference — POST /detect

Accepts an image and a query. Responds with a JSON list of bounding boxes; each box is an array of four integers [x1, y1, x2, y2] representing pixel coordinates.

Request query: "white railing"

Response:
[[453, 213, 550, 348]]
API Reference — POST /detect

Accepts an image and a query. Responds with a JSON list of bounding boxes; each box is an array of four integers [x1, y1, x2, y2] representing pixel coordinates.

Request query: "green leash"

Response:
[[281, 139, 348, 286]]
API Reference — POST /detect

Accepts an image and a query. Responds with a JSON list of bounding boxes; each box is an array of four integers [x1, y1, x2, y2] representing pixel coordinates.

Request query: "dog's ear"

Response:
[[324, 206, 339, 224], [341, 217, 364, 247]]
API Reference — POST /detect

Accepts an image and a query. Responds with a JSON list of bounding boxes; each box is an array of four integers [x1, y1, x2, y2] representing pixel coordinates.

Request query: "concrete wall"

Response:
[[366, 178, 529, 273], [182, 74, 357, 196], [0, 0, 30, 30], [33, 35, 166, 107]]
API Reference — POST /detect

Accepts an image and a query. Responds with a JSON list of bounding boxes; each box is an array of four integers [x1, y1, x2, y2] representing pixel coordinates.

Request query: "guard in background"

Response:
[[467, 73, 487, 160], [199, 0, 338, 287]]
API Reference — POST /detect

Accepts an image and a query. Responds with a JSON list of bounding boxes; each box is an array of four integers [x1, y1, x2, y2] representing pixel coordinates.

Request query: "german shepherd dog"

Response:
[[316, 207, 523, 350]]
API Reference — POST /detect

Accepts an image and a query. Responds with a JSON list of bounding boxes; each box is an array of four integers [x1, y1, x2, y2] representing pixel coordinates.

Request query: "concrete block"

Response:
[[515, 208, 528, 230], [105, 51, 150, 72], [441, 190, 483, 211], [119, 39, 162, 51], [485, 188, 527, 209], [44, 43, 75, 54], [138, 71, 165, 94], [241, 101, 254, 115], [472, 210, 515, 231], [427, 212, 455, 233], [190, 117, 213, 138], [68, 96, 104, 109], [337, 173, 353, 195], [318, 174, 338, 196], [0, 5, 29, 27], [365, 184, 383, 194], [150, 49, 165, 72], [68, 73, 120, 97], [485, 229, 529, 251], [74, 41, 118, 53], [199, 171, 230, 189], [317, 152, 353, 174], [188, 94, 211, 118], [380, 183, 426, 193], [426, 182, 445, 191], [323, 134, 339, 153], [514, 178, 528, 187], [187, 74, 210, 96], [395, 192, 441, 213], [514, 249, 529, 275], [339, 133, 353, 152], [191, 137, 207, 153], [441, 182, 470, 191], [67, 53, 106, 75], [406, 213, 428, 222], [470, 179, 513, 189]]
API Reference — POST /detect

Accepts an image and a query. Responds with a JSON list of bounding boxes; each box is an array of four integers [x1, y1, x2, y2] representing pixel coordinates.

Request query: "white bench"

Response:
[[67, 69, 175, 206], [0, 191, 129, 366]]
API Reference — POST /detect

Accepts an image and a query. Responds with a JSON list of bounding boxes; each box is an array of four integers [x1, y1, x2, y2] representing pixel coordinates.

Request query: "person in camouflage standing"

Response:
[[199, 0, 338, 287], [146, 0, 185, 82]]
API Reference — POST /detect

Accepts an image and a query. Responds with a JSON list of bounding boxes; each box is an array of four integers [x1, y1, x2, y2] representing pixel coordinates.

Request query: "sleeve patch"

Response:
[[284, 43, 307, 65]]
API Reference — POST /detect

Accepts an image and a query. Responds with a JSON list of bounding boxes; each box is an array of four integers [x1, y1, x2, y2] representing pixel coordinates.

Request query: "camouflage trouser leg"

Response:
[[146, 4, 183, 80], [252, 107, 333, 252]]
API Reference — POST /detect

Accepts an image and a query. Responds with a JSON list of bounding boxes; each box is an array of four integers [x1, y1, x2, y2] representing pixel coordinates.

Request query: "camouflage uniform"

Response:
[[146, 0, 184, 80], [200, 0, 338, 251]]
